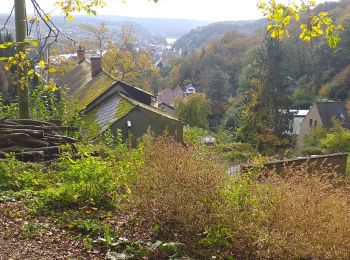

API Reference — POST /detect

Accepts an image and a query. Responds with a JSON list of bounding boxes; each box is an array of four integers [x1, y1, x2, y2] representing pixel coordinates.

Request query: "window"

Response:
[[314, 120, 317, 127], [309, 119, 313, 127]]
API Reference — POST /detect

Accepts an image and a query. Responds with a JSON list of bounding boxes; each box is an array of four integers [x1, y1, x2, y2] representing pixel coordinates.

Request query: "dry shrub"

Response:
[[131, 136, 225, 241], [130, 138, 350, 258], [256, 165, 350, 259]]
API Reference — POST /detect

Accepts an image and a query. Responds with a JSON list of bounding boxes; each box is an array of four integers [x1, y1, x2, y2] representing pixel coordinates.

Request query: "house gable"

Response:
[[110, 105, 183, 146], [82, 91, 183, 142], [298, 102, 350, 147], [84, 80, 155, 113], [82, 93, 136, 137], [298, 104, 323, 147]]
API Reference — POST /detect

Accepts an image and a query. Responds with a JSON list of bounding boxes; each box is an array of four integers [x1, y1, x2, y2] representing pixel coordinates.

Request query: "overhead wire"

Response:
[[0, 5, 15, 33], [29, 0, 77, 63]]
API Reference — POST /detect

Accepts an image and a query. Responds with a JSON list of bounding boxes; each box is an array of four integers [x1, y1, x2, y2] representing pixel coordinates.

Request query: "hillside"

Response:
[[97, 16, 211, 37], [53, 16, 159, 44], [173, 19, 268, 52], [0, 14, 211, 42]]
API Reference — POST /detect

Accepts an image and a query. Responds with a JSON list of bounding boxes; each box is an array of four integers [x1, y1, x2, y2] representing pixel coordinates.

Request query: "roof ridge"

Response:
[[101, 69, 118, 81], [97, 70, 155, 98], [118, 92, 182, 123], [117, 79, 155, 97]]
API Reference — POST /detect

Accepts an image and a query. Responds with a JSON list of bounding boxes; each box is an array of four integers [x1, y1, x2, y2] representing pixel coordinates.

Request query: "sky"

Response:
[[1, 0, 338, 22]]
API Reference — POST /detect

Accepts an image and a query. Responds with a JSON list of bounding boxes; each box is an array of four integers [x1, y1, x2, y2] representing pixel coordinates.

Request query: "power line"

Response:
[[0, 5, 15, 33], [31, 0, 75, 43], [29, 0, 77, 62]]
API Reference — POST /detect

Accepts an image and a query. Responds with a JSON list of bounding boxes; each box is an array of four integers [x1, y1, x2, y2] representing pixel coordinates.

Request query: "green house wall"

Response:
[[110, 107, 183, 146]]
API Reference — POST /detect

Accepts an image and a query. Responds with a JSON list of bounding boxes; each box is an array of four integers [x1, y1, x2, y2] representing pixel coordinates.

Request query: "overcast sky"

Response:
[[1, 0, 338, 21]]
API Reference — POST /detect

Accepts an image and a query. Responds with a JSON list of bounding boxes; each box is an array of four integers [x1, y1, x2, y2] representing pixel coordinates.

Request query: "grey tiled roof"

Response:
[[316, 102, 350, 128]]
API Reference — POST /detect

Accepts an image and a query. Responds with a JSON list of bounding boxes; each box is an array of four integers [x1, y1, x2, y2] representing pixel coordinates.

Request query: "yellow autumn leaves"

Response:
[[1, 46, 57, 92], [258, 0, 344, 48], [54, 0, 107, 21]]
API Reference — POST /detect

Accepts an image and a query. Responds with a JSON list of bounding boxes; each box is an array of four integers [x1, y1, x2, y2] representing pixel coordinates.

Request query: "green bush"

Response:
[[0, 100, 19, 118], [304, 119, 350, 154], [38, 142, 143, 211], [0, 156, 50, 191], [215, 142, 256, 163], [40, 155, 116, 209], [183, 126, 210, 146], [320, 120, 350, 153], [301, 146, 324, 156]]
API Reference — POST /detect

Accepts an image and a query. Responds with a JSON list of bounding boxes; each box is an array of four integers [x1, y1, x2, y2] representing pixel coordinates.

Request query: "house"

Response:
[[298, 102, 350, 147], [58, 48, 183, 144], [157, 86, 183, 107], [158, 102, 176, 116], [289, 109, 309, 135], [83, 88, 183, 146], [184, 84, 196, 97]]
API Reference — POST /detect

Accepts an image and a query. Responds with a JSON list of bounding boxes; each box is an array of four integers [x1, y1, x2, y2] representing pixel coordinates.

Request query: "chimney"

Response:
[[90, 57, 102, 78], [77, 46, 85, 63]]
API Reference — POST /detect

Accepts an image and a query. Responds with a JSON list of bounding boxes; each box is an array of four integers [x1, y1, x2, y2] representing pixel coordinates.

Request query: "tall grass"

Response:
[[256, 169, 350, 259], [131, 137, 350, 258]]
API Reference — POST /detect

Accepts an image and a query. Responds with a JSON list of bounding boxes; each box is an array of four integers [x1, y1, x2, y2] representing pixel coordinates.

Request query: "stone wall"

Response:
[[242, 153, 348, 176]]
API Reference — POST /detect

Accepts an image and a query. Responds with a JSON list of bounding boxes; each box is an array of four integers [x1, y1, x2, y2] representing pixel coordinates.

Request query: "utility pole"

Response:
[[15, 0, 30, 119]]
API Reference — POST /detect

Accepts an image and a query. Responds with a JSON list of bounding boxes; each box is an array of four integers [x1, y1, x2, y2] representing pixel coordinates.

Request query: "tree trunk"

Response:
[[15, 0, 30, 119]]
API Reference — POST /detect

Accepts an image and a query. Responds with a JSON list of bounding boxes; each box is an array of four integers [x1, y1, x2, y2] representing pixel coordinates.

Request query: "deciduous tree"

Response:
[[79, 22, 110, 56], [102, 26, 158, 91], [175, 93, 211, 129]]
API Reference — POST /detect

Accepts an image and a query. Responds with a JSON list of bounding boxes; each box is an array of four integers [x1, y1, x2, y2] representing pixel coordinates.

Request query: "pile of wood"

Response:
[[0, 118, 78, 162]]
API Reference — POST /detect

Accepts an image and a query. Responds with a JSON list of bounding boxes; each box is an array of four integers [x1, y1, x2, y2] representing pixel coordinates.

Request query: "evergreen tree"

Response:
[[206, 66, 229, 102], [238, 37, 293, 154]]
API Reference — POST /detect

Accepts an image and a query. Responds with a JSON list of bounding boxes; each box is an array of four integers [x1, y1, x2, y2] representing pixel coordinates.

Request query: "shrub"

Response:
[[304, 119, 350, 154], [3, 134, 350, 259], [301, 145, 324, 156], [256, 168, 350, 259], [213, 172, 280, 258], [40, 155, 117, 209], [0, 99, 19, 118], [38, 143, 143, 211], [131, 136, 225, 242], [320, 119, 350, 153], [183, 126, 210, 146], [0, 156, 49, 191], [215, 142, 257, 163]]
